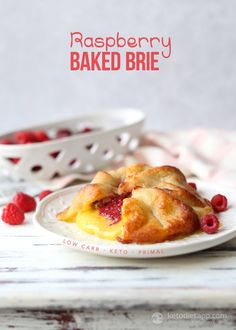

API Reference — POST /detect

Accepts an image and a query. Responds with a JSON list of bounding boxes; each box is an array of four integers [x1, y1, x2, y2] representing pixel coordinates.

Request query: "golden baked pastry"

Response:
[[57, 164, 213, 244]]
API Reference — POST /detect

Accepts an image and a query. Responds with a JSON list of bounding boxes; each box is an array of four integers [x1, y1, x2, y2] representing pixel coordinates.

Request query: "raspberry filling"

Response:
[[96, 193, 130, 224], [200, 214, 220, 234], [211, 194, 228, 212]]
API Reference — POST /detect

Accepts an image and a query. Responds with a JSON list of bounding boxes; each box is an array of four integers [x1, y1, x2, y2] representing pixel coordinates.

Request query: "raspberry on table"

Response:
[[200, 214, 220, 234], [39, 190, 53, 201], [1, 203, 25, 225], [12, 192, 37, 213], [211, 194, 228, 212]]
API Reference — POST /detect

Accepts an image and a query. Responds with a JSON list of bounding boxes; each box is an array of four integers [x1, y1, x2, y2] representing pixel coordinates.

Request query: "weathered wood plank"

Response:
[[0, 308, 235, 330], [0, 286, 236, 310], [0, 215, 236, 313]]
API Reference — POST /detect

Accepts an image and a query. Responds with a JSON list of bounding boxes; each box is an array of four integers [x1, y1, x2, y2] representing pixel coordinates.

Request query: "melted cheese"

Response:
[[76, 208, 123, 241]]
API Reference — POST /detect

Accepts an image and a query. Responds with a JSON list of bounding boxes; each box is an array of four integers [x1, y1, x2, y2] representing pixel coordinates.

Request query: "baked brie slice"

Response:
[[57, 164, 213, 244]]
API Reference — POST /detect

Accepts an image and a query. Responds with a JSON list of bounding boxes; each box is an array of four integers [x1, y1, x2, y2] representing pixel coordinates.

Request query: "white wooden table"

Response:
[[0, 211, 236, 330]]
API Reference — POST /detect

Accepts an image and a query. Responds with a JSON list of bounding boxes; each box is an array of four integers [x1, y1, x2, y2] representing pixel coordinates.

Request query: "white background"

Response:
[[0, 0, 235, 133]]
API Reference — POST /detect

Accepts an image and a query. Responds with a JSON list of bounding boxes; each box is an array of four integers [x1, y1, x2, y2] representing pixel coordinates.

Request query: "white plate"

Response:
[[34, 182, 236, 258]]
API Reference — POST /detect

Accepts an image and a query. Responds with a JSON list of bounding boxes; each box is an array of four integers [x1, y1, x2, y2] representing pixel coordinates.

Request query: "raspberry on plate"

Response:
[[15, 131, 37, 144], [211, 194, 228, 212], [200, 214, 220, 234], [39, 190, 53, 201], [1, 203, 25, 225], [12, 192, 37, 213]]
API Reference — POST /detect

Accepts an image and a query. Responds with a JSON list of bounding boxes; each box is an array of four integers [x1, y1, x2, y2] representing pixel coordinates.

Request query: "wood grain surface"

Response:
[[0, 212, 236, 329]]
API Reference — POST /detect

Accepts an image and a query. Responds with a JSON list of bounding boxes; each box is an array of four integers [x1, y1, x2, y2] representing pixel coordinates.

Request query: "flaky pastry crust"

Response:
[[57, 164, 213, 243]]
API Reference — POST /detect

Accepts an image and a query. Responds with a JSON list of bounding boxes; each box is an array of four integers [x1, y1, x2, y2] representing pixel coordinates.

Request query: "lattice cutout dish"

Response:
[[0, 109, 145, 181]]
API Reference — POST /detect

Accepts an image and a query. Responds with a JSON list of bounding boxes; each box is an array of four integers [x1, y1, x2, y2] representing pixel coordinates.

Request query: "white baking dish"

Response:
[[0, 108, 145, 181]]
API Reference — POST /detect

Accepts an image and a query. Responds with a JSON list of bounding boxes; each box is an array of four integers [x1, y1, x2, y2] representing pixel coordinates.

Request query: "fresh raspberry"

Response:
[[34, 130, 50, 142], [188, 182, 197, 190], [0, 139, 13, 144], [15, 131, 37, 144], [1, 203, 25, 225], [200, 214, 220, 234], [56, 129, 72, 138], [97, 193, 130, 224], [81, 127, 93, 133], [12, 192, 36, 213], [39, 190, 53, 201], [211, 194, 228, 212]]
